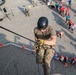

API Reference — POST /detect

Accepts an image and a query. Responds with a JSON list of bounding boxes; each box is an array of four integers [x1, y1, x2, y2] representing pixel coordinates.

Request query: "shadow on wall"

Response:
[[62, 29, 76, 49], [27, 0, 32, 4], [27, 0, 47, 6], [14, 35, 34, 49], [52, 12, 66, 29], [18, 6, 26, 15], [14, 35, 20, 44], [58, 45, 76, 57], [70, 41, 76, 49], [0, 31, 34, 49], [0, 33, 8, 43], [61, 29, 75, 41]]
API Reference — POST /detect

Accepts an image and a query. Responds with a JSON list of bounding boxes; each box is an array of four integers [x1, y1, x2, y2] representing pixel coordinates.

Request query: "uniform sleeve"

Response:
[[34, 27, 38, 37], [49, 26, 56, 36], [34, 28, 36, 36]]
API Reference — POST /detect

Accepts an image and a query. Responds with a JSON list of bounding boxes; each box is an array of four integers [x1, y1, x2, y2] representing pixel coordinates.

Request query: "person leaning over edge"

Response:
[[34, 17, 56, 75]]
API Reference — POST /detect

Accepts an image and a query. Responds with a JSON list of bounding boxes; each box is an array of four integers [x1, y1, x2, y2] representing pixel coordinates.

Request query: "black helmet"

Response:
[[37, 17, 48, 29]]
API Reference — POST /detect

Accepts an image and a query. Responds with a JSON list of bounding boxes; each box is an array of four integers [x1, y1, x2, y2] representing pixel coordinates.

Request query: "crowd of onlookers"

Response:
[[54, 52, 76, 67], [30, 0, 76, 33], [54, 0, 76, 33], [53, 0, 76, 67]]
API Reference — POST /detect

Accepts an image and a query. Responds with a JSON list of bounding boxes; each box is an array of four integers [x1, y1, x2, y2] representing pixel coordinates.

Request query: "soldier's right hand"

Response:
[[37, 39, 45, 45]]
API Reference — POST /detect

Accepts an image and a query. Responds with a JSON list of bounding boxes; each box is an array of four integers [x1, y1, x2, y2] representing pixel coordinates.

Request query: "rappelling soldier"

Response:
[[34, 17, 56, 75]]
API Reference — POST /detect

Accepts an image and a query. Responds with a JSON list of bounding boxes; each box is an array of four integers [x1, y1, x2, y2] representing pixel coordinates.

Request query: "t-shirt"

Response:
[[66, 15, 70, 20], [71, 24, 76, 29], [55, 2, 59, 6], [60, 6, 65, 11], [59, 4, 62, 8], [68, 20, 72, 24], [68, 0, 71, 2], [66, 8, 70, 13], [34, 26, 56, 40]]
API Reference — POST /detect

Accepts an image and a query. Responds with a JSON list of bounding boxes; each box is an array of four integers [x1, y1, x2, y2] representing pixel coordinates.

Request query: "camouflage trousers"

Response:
[[25, 8, 30, 17], [36, 45, 54, 75]]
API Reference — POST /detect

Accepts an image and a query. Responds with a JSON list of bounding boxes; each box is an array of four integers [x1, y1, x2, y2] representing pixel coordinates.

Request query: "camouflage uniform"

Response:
[[34, 26, 56, 75], [25, 8, 30, 17]]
